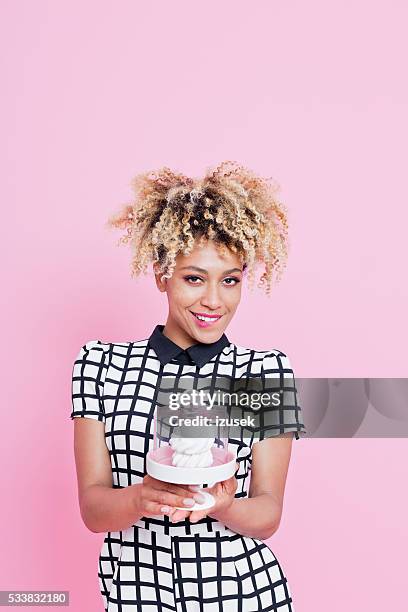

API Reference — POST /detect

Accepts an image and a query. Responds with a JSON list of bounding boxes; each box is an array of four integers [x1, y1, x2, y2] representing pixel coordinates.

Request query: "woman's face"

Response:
[[154, 239, 244, 349]]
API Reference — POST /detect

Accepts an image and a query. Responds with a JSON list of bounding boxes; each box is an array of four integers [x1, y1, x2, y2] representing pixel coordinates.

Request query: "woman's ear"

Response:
[[153, 264, 167, 292]]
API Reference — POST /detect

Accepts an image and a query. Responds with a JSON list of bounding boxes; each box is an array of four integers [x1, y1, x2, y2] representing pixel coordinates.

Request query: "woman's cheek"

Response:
[[225, 283, 241, 310]]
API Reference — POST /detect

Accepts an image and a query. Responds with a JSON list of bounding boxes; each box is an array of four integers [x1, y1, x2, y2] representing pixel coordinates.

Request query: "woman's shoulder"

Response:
[[80, 338, 151, 350], [73, 338, 152, 370], [224, 343, 292, 376], [81, 339, 111, 350], [73, 340, 112, 366], [228, 345, 302, 431], [228, 341, 288, 359]]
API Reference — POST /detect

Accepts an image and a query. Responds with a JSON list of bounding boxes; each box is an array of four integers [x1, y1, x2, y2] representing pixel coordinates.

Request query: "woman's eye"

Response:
[[224, 277, 240, 286], [185, 275, 202, 284]]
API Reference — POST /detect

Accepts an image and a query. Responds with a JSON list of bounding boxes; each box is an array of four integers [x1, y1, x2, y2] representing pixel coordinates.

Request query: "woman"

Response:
[[70, 161, 307, 611]]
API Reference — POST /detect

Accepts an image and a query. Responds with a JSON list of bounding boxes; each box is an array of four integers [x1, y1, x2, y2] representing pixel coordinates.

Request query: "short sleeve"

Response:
[[254, 350, 307, 442], [70, 340, 111, 423]]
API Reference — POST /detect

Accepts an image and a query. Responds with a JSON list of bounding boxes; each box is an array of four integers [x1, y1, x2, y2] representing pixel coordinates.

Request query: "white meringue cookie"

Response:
[[169, 436, 215, 468], [170, 436, 214, 455], [172, 449, 213, 468]]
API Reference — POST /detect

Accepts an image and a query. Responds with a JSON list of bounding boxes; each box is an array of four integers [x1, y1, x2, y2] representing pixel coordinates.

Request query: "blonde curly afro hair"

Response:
[[106, 161, 289, 296]]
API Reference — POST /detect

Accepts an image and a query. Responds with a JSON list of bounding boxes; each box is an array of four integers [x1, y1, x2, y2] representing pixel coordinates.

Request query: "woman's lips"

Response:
[[190, 311, 223, 328]]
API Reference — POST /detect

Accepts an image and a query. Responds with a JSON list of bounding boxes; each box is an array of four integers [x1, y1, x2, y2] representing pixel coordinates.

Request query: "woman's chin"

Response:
[[194, 328, 224, 344]]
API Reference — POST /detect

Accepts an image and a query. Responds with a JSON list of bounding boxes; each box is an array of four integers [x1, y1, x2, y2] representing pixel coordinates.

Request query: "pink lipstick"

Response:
[[190, 311, 223, 328]]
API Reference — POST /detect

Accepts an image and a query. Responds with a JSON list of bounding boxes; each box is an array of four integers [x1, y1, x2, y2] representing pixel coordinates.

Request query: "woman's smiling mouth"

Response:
[[190, 311, 223, 328]]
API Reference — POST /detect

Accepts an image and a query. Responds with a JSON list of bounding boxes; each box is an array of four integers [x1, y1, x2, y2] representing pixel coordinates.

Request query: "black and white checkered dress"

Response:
[[70, 324, 306, 612]]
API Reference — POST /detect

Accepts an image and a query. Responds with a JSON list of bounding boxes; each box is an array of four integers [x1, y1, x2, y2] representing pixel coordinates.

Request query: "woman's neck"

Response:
[[162, 320, 198, 350]]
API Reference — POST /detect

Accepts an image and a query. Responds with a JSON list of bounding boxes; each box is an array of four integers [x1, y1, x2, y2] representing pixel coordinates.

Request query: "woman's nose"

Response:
[[201, 285, 222, 309]]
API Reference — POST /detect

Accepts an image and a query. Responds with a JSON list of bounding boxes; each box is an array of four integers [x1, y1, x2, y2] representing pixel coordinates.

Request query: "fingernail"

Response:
[[194, 494, 205, 503], [183, 498, 195, 506], [161, 506, 170, 513]]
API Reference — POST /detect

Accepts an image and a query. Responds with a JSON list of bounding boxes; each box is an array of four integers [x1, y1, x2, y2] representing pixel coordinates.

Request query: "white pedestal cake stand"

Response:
[[146, 447, 237, 510]]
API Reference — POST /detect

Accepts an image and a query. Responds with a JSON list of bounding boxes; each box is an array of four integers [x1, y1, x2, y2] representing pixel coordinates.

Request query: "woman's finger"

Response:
[[151, 479, 198, 498], [170, 508, 191, 522], [189, 510, 208, 523], [148, 487, 197, 510]]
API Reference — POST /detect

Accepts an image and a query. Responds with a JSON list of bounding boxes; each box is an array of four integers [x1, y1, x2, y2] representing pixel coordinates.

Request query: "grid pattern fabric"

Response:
[[70, 333, 306, 611]]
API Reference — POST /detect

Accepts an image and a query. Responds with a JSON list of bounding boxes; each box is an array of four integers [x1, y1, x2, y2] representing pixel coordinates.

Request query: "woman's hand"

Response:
[[168, 463, 239, 523], [133, 475, 206, 518]]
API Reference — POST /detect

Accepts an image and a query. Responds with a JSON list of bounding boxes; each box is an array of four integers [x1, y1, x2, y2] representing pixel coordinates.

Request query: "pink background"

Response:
[[2, 1, 407, 610]]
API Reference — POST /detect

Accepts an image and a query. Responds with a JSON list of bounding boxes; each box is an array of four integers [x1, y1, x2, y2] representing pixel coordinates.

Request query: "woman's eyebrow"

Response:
[[179, 265, 242, 274], [224, 267, 243, 274], [180, 266, 206, 272]]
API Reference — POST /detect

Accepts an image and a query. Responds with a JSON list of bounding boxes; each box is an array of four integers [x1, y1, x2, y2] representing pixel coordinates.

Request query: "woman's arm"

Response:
[[208, 432, 294, 540], [73, 418, 141, 533], [73, 419, 198, 533]]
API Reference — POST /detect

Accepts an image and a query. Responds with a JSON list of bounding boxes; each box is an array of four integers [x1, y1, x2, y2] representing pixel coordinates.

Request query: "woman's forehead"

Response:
[[175, 243, 244, 268]]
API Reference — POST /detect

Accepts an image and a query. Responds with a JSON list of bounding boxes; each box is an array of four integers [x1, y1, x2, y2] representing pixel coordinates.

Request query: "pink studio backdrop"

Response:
[[2, 1, 407, 611]]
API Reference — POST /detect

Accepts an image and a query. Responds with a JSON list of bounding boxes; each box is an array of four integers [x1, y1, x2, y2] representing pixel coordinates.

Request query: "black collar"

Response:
[[148, 324, 230, 368]]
